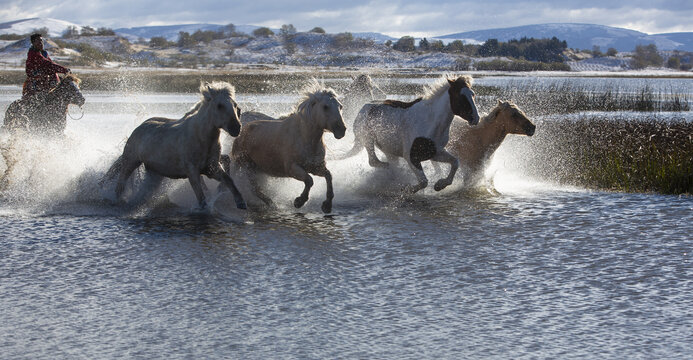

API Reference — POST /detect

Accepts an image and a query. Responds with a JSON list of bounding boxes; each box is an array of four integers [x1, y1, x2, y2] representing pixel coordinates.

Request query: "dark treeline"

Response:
[[400, 36, 568, 63]]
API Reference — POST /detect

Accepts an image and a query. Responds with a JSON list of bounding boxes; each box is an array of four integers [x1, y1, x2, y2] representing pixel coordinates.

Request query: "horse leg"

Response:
[[312, 165, 334, 213], [365, 140, 388, 168], [186, 169, 208, 210], [208, 165, 247, 210], [115, 157, 142, 200], [243, 169, 274, 208], [431, 150, 459, 191], [289, 164, 313, 209], [130, 171, 164, 207], [405, 160, 429, 194], [0, 145, 17, 191]]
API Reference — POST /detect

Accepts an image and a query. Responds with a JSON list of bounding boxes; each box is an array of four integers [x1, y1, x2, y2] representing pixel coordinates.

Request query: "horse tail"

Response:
[[100, 155, 124, 185], [330, 140, 363, 161], [329, 104, 371, 161]]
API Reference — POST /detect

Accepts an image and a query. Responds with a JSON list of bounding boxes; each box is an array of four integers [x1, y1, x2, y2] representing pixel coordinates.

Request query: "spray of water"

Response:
[[1, 77, 598, 219]]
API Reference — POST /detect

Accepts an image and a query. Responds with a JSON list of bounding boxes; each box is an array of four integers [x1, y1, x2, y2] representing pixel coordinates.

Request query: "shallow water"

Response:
[[1, 83, 692, 358]]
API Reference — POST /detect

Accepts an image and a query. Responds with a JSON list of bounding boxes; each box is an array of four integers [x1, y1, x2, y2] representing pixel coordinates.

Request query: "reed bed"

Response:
[[523, 115, 692, 194], [476, 82, 691, 115]]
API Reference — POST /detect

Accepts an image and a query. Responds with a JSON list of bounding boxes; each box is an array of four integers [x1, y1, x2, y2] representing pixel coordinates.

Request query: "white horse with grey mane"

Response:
[[339, 75, 480, 193], [104, 81, 246, 210]]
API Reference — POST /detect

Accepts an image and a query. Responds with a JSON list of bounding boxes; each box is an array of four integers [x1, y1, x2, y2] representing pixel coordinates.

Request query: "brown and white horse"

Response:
[[339, 75, 480, 193]]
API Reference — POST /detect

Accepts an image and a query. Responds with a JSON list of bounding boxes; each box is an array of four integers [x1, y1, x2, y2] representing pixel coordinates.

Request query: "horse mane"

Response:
[[422, 74, 473, 100], [183, 81, 236, 119], [295, 79, 339, 119], [383, 98, 423, 109], [61, 73, 81, 85], [46, 73, 81, 95], [480, 100, 515, 124]]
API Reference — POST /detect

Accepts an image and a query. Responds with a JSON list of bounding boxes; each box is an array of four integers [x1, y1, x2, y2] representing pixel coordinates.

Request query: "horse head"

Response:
[[201, 81, 241, 137], [496, 100, 535, 136], [447, 75, 480, 126], [299, 84, 346, 139], [56, 74, 85, 107], [348, 74, 386, 101]]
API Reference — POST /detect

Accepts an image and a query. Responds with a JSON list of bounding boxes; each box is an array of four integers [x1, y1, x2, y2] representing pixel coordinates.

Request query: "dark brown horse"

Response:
[[3, 74, 85, 135], [1, 74, 85, 189]]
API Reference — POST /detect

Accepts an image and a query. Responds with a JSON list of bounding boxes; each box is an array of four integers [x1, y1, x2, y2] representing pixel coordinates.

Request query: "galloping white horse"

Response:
[[106, 81, 246, 210], [340, 74, 386, 124], [341, 75, 480, 193], [231, 82, 345, 213], [447, 100, 535, 186]]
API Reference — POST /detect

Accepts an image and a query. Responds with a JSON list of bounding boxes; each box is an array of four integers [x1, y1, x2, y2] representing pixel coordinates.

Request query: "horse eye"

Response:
[[323, 104, 329, 111], [217, 104, 224, 110]]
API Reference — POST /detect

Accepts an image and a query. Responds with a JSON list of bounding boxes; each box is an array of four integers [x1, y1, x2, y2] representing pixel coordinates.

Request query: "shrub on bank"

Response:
[[474, 59, 571, 71]]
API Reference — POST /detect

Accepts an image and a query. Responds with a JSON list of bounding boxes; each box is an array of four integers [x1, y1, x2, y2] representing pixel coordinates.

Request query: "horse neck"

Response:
[[476, 111, 508, 150], [185, 103, 220, 141], [287, 112, 324, 147], [422, 88, 455, 135], [45, 89, 66, 109]]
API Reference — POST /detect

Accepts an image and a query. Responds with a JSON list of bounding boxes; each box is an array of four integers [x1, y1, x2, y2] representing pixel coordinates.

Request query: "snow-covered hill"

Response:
[[0, 18, 82, 38], [438, 23, 693, 52], [0, 18, 691, 73]]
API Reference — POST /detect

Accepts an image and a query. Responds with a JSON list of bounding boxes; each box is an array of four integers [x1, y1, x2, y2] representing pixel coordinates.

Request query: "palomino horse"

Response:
[[341, 75, 480, 193], [106, 81, 246, 210], [3, 73, 85, 135], [446, 100, 535, 186], [231, 82, 346, 213]]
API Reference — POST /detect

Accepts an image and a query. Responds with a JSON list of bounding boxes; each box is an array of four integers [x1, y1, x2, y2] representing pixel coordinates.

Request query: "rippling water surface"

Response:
[[1, 81, 692, 358]]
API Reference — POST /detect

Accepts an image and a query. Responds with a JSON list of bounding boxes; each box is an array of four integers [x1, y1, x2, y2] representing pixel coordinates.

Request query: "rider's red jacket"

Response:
[[23, 47, 69, 97]]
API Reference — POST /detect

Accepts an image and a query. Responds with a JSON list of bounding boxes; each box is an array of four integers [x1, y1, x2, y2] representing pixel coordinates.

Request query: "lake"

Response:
[[1, 75, 692, 358]]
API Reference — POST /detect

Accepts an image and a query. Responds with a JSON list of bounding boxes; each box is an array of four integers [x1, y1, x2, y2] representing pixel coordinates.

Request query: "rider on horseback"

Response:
[[23, 33, 70, 99]]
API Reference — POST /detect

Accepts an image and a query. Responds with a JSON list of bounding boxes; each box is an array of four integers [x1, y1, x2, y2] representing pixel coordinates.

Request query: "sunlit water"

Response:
[[1, 83, 692, 358]]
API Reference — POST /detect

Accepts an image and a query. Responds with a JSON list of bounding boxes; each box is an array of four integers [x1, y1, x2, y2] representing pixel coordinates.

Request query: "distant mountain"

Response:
[[0, 18, 83, 38], [3, 18, 693, 53], [351, 32, 396, 43], [437, 23, 693, 52]]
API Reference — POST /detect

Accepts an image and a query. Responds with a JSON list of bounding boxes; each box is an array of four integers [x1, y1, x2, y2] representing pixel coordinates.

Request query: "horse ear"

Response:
[[497, 99, 502, 105]]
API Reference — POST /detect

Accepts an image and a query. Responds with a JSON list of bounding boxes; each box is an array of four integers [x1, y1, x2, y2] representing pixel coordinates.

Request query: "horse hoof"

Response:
[[321, 201, 332, 213], [294, 197, 307, 208], [192, 204, 210, 214], [434, 180, 449, 191]]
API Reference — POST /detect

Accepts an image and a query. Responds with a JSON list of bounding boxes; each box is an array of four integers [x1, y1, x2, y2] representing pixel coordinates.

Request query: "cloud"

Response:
[[1, 0, 692, 36]]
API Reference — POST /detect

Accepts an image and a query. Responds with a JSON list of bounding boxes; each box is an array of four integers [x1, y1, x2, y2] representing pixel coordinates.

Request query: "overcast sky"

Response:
[[1, 1, 692, 37]]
